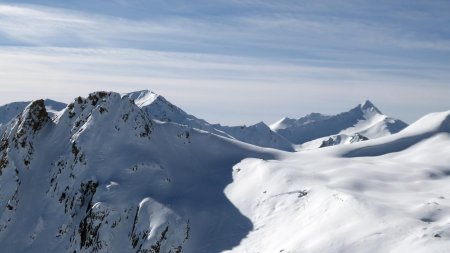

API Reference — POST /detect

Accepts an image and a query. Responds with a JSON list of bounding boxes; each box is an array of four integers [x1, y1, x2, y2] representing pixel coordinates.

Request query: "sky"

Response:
[[0, 0, 449, 125]]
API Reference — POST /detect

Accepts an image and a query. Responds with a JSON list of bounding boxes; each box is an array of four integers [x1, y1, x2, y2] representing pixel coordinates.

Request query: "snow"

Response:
[[0, 91, 448, 253], [0, 91, 279, 253], [225, 111, 450, 253]]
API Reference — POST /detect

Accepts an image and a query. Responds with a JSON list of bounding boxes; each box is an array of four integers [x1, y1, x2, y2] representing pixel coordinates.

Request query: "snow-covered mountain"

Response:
[[0, 91, 449, 253], [126, 90, 294, 151], [271, 100, 408, 148], [0, 92, 278, 253]]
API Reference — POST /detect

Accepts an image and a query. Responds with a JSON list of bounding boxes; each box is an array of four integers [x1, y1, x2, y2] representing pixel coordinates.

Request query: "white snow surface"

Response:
[[226, 110, 450, 253], [0, 91, 449, 253]]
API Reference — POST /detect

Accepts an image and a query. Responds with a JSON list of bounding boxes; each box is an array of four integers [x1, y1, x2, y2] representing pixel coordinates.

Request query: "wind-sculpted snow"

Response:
[[0, 91, 278, 253]]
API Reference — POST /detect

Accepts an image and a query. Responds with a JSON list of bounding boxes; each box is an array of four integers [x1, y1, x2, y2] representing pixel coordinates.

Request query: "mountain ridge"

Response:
[[125, 90, 294, 151], [271, 100, 408, 146], [0, 91, 278, 253]]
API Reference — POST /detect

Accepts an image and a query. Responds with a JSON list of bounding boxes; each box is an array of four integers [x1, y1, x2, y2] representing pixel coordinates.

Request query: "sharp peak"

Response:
[[18, 99, 49, 133], [25, 99, 46, 110], [356, 100, 382, 114], [360, 99, 375, 108]]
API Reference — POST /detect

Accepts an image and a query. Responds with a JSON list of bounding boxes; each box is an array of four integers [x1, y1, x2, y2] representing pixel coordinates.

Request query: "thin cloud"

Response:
[[1, 3, 449, 53], [0, 1, 449, 124], [0, 4, 178, 46]]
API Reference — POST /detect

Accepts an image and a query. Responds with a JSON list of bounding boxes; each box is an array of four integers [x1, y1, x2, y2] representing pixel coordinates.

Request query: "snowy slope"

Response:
[[126, 90, 294, 151], [0, 92, 278, 253], [271, 100, 408, 147], [226, 110, 450, 253]]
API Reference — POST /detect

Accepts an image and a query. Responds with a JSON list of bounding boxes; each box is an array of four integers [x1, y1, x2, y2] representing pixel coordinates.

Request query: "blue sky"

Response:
[[0, 0, 449, 125]]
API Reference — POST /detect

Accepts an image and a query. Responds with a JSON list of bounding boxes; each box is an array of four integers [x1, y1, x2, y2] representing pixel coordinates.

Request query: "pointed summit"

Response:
[[0, 99, 66, 126], [359, 100, 382, 114], [271, 100, 407, 145], [18, 100, 49, 134]]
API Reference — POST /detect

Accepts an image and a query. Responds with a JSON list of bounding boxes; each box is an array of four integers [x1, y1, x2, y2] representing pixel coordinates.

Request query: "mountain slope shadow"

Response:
[[0, 92, 279, 253], [63, 94, 279, 253], [91, 123, 277, 253]]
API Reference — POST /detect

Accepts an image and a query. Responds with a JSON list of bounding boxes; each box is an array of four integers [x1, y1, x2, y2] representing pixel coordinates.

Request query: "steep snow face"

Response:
[[271, 100, 408, 146], [125, 90, 294, 151], [0, 92, 277, 253], [225, 111, 450, 253]]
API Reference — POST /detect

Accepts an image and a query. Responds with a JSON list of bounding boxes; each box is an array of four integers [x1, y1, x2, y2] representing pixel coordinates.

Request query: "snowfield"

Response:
[[226, 120, 450, 252], [0, 90, 449, 253]]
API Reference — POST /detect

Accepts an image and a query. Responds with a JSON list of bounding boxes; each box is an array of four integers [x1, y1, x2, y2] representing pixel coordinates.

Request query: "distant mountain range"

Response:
[[270, 100, 408, 148], [0, 91, 408, 152]]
